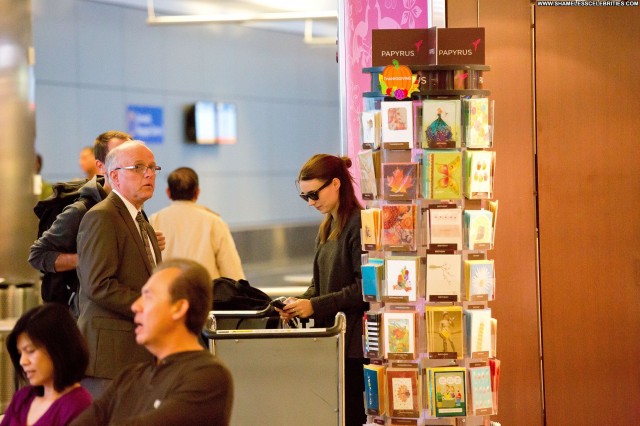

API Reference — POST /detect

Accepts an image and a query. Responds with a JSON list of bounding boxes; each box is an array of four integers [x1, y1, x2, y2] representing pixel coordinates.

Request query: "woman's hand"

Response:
[[283, 298, 314, 319]]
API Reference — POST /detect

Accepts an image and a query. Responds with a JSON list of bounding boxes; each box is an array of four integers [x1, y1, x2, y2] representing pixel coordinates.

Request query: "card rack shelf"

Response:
[[358, 62, 500, 425], [363, 64, 492, 99]]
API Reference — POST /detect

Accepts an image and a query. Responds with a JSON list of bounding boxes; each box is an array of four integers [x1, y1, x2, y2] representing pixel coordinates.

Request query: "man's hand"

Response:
[[155, 230, 166, 251]]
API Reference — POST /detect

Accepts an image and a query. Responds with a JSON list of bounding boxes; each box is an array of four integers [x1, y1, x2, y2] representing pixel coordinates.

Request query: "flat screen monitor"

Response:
[[185, 101, 237, 145]]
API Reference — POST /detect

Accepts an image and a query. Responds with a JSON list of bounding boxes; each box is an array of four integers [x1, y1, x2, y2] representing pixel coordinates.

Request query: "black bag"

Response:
[[32, 180, 90, 306], [212, 277, 280, 329], [212, 277, 272, 310]]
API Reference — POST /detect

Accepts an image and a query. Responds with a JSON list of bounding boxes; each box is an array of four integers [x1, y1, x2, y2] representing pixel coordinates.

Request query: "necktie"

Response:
[[136, 211, 156, 268]]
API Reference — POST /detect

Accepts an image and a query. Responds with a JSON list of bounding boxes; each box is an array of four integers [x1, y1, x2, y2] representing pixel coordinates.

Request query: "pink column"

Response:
[[340, 0, 429, 192]]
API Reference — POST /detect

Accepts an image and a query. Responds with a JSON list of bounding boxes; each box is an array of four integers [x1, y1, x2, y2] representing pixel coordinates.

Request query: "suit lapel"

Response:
[[108, 192, 155, 275]]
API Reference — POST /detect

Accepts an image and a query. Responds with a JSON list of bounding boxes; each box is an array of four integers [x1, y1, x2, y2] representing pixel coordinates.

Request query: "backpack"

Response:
[[32, 179, 91, 307], [33, 179, 89, 239]]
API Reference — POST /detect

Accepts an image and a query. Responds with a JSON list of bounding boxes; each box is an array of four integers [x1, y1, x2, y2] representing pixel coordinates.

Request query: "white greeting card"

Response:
[[381, 100, 414, 149], [384, 256, 420, 302], [426, 253, 461, 301]]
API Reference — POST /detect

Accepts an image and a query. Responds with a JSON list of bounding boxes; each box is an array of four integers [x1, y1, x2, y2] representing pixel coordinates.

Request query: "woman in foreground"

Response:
[[1, 303, 91, 426]]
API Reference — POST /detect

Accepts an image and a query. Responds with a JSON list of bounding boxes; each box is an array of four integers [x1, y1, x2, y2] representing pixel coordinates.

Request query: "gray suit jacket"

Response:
[[77, 191, 161, 379]]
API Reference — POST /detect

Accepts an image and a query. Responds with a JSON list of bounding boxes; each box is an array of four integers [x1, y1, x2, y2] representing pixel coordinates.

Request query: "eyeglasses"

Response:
[[299, 179, 332, 202], [113, 164, 162, 175]]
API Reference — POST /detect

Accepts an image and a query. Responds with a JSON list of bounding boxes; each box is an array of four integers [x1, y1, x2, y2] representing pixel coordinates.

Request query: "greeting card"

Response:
[[427, 367, 467, 417], [488, 199, 499, 245], [463, 98, 491, 148], [383, 311, 417, 360], [425, 306, 463, 359], [361, 262, 383, 302], [464, 259, 495, 301], [491, 318, 498, 358], [384, 256, 420, 302], [465, 308, 492, 358], [361, 110, 381, 149], [364, 364, 387, 415], [468, 365, 494, 415], [381, 101, 414, 149], [429, 205, 463, 249], [422, 99, 461, 148], [464, 150, 495, 199], [364, 312, 383, 358], [382, 203, 417, 251], [361, 208, 382, 250], [490, 358, 501, 412], [426, 253, 461, 301], [422, 150, 463, 200], [382, 162, 418, 200], [358, 150, 378, 200], [386, 365, 421, 418], [464, 209, 493, 249]]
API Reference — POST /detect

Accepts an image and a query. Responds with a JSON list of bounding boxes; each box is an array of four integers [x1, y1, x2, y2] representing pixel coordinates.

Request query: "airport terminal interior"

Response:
[[0, 1, 639, 425]]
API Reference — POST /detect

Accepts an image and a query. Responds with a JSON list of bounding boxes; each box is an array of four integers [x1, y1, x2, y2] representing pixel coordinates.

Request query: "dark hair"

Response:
[[93, 130, 132, 163], [297, 154, 362, 243], [7, 303, 89, 393], [35, 153, 43, 174], [155, 258, 212, 335], [167, 167, 199, 201]]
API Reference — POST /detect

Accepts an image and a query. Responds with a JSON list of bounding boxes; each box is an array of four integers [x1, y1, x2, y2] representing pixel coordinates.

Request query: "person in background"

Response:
[[276, 154, 369, 426], [28, 131, 134, 309], [70, 259, 233, 426], [76, 140, 162, 398], [34, 153, 53, 201], [1, 303, 91, 426], [78, 146, 99, 179], [149, 167, 244, 280]]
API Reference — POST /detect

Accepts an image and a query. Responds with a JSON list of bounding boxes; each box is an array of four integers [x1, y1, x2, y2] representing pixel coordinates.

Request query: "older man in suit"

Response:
[[76, 140, 162, 397]]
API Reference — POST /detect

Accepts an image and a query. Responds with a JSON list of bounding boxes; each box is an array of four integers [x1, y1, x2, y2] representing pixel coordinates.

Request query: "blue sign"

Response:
[[126, 105, 164, 143]]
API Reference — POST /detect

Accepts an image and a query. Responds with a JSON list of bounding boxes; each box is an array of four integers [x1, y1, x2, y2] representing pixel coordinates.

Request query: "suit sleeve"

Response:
[[28, 201, 88, 273], [77, 208, 141, 318]]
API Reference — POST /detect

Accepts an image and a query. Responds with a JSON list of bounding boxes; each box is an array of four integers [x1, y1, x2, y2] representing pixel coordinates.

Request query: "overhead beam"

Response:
[[147, 0, 337, 25]]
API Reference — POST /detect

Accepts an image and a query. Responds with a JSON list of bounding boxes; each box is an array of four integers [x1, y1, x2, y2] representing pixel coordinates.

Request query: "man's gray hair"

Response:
[[105, 140, 149, 182]]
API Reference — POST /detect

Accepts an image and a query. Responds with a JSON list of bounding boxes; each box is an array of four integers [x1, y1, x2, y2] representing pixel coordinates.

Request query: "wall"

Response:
[[448, 1, 543, 424], [535, 6, 640, 424], [32, 0, 340, 227], [450, 2, 640, 425]]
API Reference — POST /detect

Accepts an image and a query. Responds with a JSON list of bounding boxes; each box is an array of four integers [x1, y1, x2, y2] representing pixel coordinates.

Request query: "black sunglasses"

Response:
[[299, 179, 332, 202]]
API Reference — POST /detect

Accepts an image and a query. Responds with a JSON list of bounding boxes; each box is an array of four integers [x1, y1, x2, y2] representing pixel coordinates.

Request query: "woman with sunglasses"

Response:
[[278, 153, 369, 426], [1, 303, 92, 426]]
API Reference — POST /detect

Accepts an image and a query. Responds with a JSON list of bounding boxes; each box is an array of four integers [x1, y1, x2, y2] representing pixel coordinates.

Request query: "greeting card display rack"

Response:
[[358, 62, 500, 426]]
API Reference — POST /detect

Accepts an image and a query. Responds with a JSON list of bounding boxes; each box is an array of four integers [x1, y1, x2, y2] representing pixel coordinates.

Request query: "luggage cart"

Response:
[[210, 306, 279, 330], [204, 311, 346, 426]]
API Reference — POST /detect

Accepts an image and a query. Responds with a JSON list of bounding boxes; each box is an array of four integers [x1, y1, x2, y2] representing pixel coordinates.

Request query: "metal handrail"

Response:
[[203, 312, 346, 340], [208, 305, 274, 319]]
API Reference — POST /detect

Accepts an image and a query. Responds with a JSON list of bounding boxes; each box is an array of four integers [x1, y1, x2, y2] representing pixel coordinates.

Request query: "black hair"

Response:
[[155, 258, 212, 335], [167, 167, 199, 201], [7, 303, 89, 393]]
